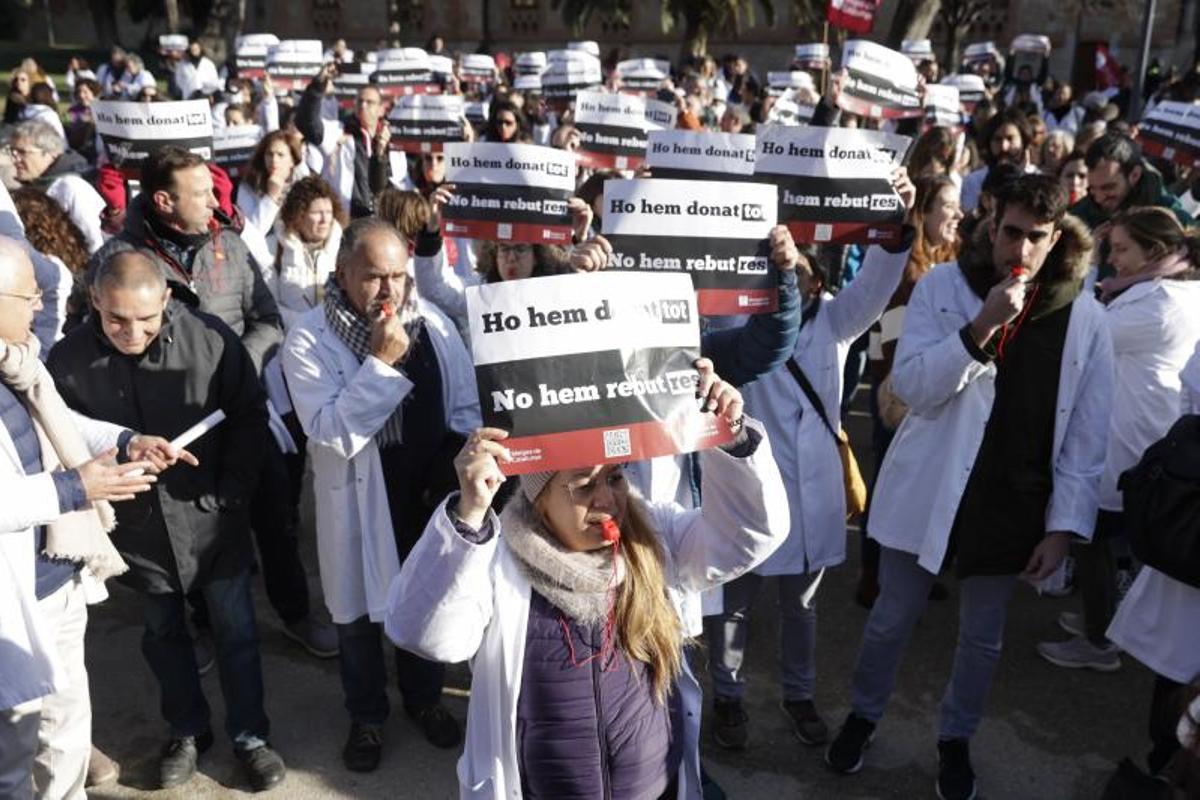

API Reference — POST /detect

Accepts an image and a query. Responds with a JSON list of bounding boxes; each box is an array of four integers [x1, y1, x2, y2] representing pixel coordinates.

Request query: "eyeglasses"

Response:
[[6, 146, 42, 160], [0, 288, 42, 305], [561, 467, 627, 508]]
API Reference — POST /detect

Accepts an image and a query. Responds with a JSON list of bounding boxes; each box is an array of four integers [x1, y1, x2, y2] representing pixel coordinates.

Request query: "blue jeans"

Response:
[[140, 569, 269, 749], [337, 616, 445, 725]]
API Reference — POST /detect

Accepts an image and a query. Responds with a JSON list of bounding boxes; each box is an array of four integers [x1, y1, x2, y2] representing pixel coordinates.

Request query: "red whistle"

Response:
[[1010, 265, 1028, 279], [601, 519, 621, 544], [380, 302, 395, 317]]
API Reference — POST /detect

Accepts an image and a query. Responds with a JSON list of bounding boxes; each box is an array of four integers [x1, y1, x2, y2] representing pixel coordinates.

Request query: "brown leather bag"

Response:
[[785, 358, 868, 519]]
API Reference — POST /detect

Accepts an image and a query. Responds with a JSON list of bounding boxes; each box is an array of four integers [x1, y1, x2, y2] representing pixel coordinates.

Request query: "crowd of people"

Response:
[[1, 26, 1199, 800]]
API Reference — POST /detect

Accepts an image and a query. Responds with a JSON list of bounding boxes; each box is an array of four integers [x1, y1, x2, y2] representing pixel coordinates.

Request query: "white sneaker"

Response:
[[1057, 611, 1085, 638], [1036, 636, 1121, 672]]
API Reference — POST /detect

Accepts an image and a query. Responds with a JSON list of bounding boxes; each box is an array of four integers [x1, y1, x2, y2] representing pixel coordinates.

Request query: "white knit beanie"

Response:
[[518, 471, 555, 503]]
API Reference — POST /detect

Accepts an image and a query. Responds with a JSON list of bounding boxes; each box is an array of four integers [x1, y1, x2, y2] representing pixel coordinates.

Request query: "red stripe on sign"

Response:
[[575, 150, 646, 171], [499, 417, 734, 475], [379, 84, 443, 99], [441, 219, 575, 245], [1138, 136, 1200, 169], [392, 141, 448, 154], [837, 93, 923, 121], [784, 220, 904, 246], [696, 288, 779, 316]]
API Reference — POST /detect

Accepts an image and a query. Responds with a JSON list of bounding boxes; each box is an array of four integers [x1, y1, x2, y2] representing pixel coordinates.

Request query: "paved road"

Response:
[[86, 392, 1150, 799]]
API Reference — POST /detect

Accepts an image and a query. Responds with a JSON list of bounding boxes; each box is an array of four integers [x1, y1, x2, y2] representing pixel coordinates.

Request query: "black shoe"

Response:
[[936, 738, 976, 800], [825, 712, 875, 774], [159, 731, 213, 789], [781, 699, 829, 746], [342, 722, 384, 772], [712, 697, 749, 751], [407, 704, 462, 749], [235, 744, 286, 792]]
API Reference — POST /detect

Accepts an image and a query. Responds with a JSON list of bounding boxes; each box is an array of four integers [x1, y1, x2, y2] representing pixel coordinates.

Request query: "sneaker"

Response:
[[1036, 636, 1122, 672], [711, 697, 749, 751], [86, 745, 120, 787], [194, 631, 215, 677], [824, 712, 875, 774], [283, 617, 339, 658], [936, 738, 976, 800], [781, 699, 829, 746], [1057, 611, 1085, 638], [406, 704, 462, 749], [159, 731, 213, 789], [342, 722, 384, 773], [235, 744, 286, 792]]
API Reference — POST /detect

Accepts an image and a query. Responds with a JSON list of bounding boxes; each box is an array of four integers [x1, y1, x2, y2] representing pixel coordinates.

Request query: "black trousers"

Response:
[[1075, 509, 1122, 646]]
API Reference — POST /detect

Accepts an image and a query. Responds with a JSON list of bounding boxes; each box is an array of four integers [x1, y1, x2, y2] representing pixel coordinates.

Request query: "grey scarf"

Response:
[[500, 492, 625, 625]]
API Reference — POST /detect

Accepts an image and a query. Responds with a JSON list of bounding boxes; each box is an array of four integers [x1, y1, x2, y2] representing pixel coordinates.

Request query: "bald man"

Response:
[[47, 252, 286, 792], [0, 238, 162, 800], [282, 218, 479, 771]]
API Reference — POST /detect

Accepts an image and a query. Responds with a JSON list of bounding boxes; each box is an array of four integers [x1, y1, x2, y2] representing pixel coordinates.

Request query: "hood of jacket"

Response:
[[957, 212, 1095, 296], [36, 149, 90, 186], [122, 192, 239, 244]]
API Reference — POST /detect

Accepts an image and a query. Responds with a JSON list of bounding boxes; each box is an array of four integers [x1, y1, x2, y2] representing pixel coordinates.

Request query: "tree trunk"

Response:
[[944, 24, 960, 68], [198, 0, 246, 65], [887, 0, 941, 47], [165, 0, 181, 33], [89, 0, 119, 48], [680, 12, 708, 61]]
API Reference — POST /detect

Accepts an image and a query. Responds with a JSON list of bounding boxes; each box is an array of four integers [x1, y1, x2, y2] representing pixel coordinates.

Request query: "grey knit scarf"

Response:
[[500, 492, 625, 625]]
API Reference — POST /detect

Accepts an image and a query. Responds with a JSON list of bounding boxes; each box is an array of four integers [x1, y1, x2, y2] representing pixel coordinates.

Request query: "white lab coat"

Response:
[[264, 220, 342, 331], [281, 299, 480, 624], [1107, 341, 1200, 684], [0, 406, 123, 709], [742, 244, 908, 575], [174, 57, 221, 100], [384, 418, 789, 800], [45, 174, 106, 255], [1098, 278, 1200, 510], [412, 240, 482, 341], [869, 260, 1114, 574]]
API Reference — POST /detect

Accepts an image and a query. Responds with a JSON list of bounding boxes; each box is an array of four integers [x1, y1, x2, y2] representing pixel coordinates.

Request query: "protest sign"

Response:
[[940, 73, 986, 112], [429, 55, 454, 80], [515, 51, 547, 76], [962, 41, 1002, 72], [543, 50, 603, 109], [442, 142, 576, 244], [793, 43, 831, 70], [827, 0, 881, 33], [212, 124, 263, 180], [267, 40, 323, 92], [1009, 34, 1050, 78], [767, 90, 817, 126], [924, 83, 962, 129], [235, 33, 278, 79], [645, 130, 756, 180], [838, 40, 922, 120], [569, 40, 601, 58], [158, 34, 188, 55], [573, 91, 677, 170], [601, 178, 778, 316], [767, 71, 815, 96], [755, 123, 909, 245], [902, 39, 935, 63], [464, 101, 489, 125], [1137, 101, 1200, 170], [375, 48, 441, 97], [94, 99, 213, 179], [331, 63, 374, 109], [467, 271, 731, 474], [387, 94, 465, 153], [616, 58, 671, 94], [513, 74, 542, 92], [460, 53, 497, 86]]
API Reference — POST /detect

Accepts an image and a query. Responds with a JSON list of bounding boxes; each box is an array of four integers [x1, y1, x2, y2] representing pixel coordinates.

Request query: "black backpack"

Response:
[[1118, 414, 1200, 589]]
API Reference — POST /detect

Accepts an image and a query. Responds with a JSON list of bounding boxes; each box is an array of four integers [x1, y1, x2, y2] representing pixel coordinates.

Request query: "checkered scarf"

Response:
[[323, 277, 411, 447]]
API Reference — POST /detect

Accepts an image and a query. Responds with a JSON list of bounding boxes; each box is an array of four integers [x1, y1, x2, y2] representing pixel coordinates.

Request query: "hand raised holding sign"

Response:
[[568, 197, 594, 243], [891, 167, 917, 219], [569, 235, 612, 272], [769, 225, 801, 272], [694, 357, 744, 428], [453, 427, 513, 529], [427, 183, 456, 233]]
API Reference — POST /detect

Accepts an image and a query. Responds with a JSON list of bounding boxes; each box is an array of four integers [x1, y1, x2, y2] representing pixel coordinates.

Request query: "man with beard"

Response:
[[825, 175, 1112, 800], [961, 108, 1039, 213]]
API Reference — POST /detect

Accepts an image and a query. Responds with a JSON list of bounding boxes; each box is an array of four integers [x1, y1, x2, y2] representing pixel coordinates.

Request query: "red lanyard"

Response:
[[995, 283, 1040, 362]]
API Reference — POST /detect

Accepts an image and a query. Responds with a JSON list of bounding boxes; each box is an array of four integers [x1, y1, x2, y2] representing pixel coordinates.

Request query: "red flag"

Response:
[[827, 0, 882, 33], [1094, 44, 1123, 90]]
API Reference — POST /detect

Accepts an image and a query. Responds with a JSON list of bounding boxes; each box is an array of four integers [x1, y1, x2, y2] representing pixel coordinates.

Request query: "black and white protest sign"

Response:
[[442, 142, 576, 244], [375, 48, 441, 98], [645, 130, 756, 180], [543, 50, 603, 109], [573, 91, 677, 170], [235, 33, 278, 79], [924, 84, 962, 129], [266, 40, 324, 92], [212, 124, 263, 179], [838, 39, 922, 120], [331, 64, 374, 110], [94, 100, 213, 178], [940, 73, 986, 111], [616, 58, 670, 94], [387, 95, 465, 154], [602, 178, 778, 316], [460, 53, 497, 86], [755, 123, 909, 245], [793, 43, 831, 71], [767, 71, 815, 97], [513, 74, 542, 93], [766, 90, 817, 126], [158, 35, 188, 55], [467, 271, 731, 474], [962, 41, 1002, 70], [515, 51, 547, 76], [464, 101, 489, 124], [1137, 101, 1200, 170], [1009, 34, 1050, 78]]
